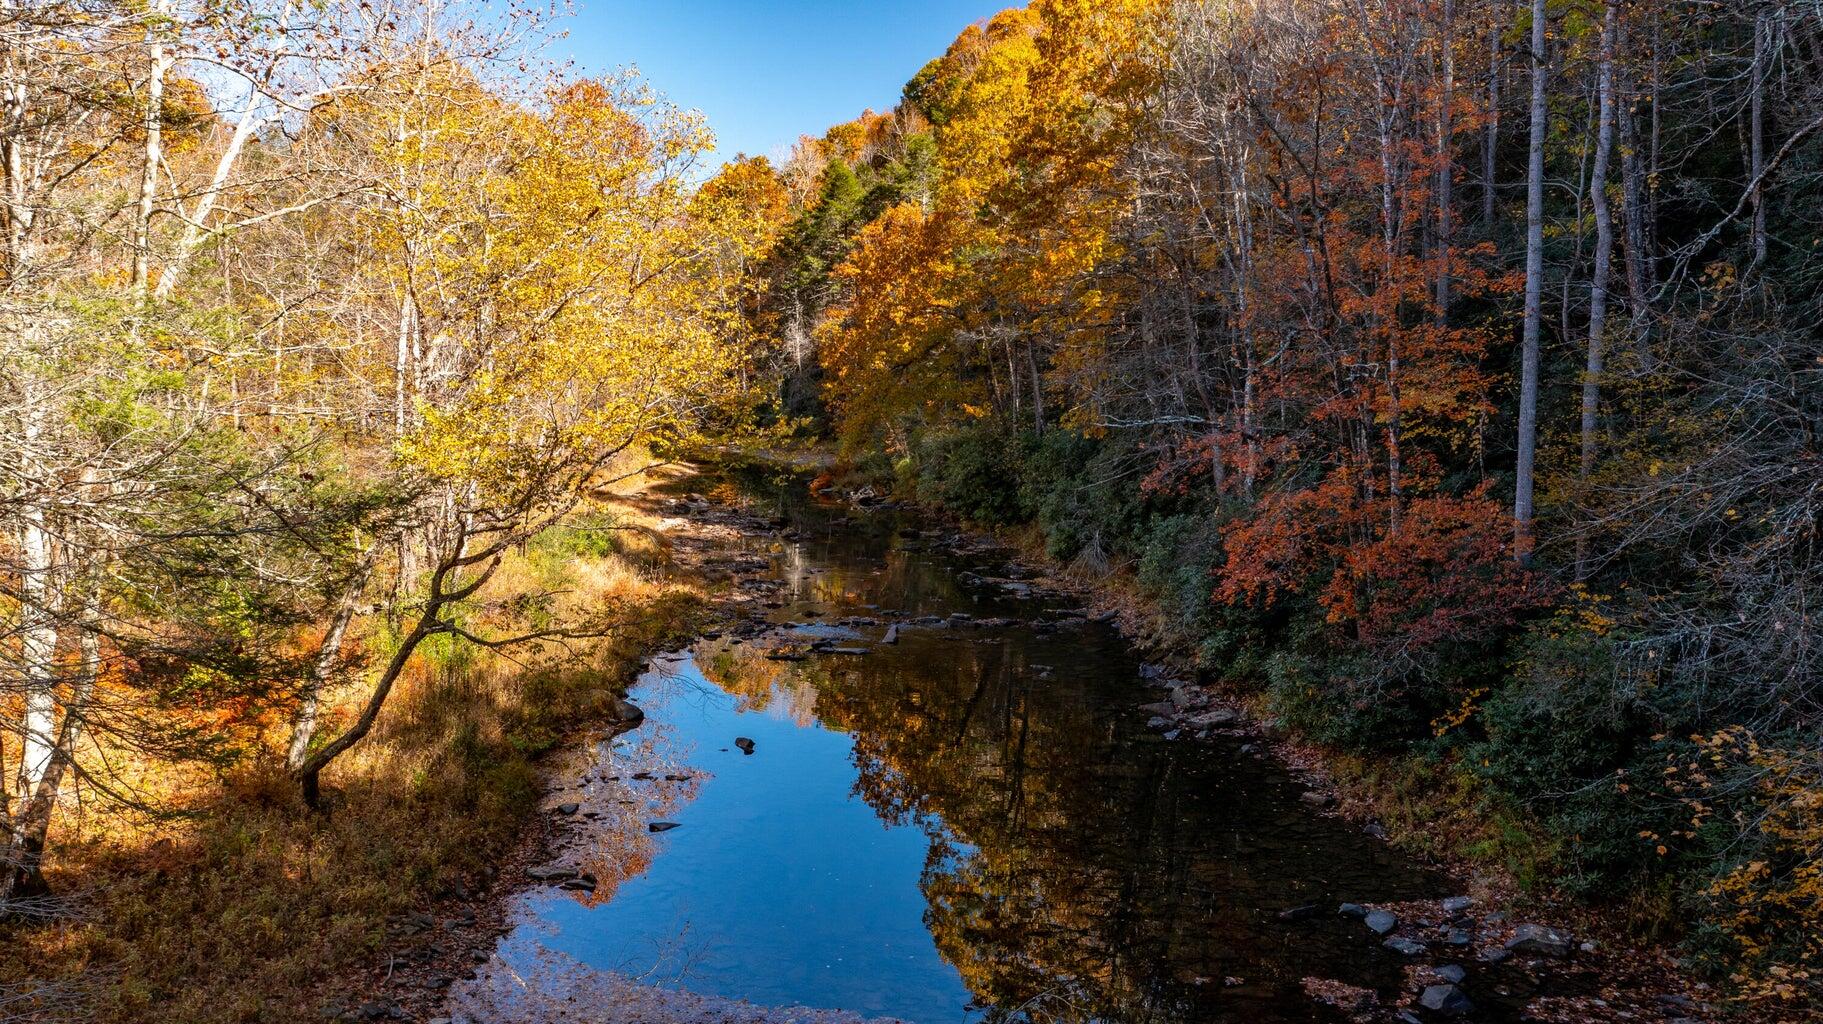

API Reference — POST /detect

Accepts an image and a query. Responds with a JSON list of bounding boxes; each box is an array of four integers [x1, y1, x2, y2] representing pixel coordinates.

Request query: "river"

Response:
[[447, 466, 1485, 1024]]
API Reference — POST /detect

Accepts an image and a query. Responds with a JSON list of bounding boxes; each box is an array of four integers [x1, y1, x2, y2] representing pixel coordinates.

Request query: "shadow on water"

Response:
[[464, 466, 1470, 1024]]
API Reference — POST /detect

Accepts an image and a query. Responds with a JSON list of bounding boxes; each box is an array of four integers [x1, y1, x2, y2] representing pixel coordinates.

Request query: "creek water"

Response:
[[460, 469, 1463, 1024]]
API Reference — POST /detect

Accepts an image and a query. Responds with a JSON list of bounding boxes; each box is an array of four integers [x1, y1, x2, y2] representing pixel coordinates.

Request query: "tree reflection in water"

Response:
[[693, 508, 1443, 1023]]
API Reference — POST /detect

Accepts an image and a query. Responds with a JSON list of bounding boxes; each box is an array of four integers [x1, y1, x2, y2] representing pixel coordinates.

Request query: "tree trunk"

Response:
[[131, 2, 173, 302], [1618, 43, 1655, 368], [13, 385, 58, 802], [1577, 0, 1618, 579], [286, 547, 378, 771], [3, 592, 100, 903], [294, 525, 500, 807], [1748, 8, 1769, 270], [1482, 16, 1501, 229], [1514, 0, 1548, 563], [1436, 0, 1456, 317]]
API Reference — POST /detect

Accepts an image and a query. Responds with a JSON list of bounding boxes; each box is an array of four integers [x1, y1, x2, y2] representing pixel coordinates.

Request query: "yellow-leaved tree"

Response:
[[290, 72, 743, 803]]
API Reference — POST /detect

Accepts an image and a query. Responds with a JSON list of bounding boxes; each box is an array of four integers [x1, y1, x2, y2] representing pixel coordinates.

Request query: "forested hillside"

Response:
[[715, 0, 1823, 1006]]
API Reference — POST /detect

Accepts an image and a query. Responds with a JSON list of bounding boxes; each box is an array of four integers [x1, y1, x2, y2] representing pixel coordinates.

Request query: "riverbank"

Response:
[[0, 476, 706, 1024]]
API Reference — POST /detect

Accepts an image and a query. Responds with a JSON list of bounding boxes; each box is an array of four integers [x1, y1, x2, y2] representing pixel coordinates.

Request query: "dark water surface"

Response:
[[483, 471, 1453, 1023]]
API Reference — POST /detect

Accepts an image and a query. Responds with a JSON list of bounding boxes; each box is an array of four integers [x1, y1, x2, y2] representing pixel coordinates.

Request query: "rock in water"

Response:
[[1505, 923, 1574, 958], [1420, 984, 1474, 1015], [1364, 910, 1399, 935], [608, 696, 644, 727], [648, 821, 681, 833], [734, 736, 755, 755]]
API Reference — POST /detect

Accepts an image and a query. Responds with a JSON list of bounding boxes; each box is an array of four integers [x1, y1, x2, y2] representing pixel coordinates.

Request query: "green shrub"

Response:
[[912, 426, 1031, 524]]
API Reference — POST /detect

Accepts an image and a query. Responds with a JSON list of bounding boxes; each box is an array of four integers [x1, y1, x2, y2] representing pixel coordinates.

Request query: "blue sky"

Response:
[[563, 1, 1007, 163]]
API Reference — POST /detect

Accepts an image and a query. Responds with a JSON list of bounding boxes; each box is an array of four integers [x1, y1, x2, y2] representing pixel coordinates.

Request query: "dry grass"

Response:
[[0, 490, 705, 1024]]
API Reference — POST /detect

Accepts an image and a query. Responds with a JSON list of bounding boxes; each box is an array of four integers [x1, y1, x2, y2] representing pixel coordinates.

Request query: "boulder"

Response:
[[1505, 923, 1574, 958], [1440, 895, 1474, 914], [525, 865, 577, 882], [1419, 984, 1474, 1015], [1435, 964, 1467, 984], [1383, 936, 1426, 956], [607, 697, 644, 726], [1364, 910, 1398, 935]]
